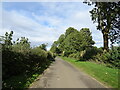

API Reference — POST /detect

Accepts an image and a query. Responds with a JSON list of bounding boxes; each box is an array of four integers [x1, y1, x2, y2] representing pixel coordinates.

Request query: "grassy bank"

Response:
[[61, 57, 119, 88]]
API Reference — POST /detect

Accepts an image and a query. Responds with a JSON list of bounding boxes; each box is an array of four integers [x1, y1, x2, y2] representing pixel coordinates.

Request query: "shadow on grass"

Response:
[[75, 58, 86, 62]]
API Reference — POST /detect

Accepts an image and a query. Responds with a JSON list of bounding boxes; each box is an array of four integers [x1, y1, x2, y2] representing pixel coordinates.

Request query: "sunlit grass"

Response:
[[61, 57, 119, 88]]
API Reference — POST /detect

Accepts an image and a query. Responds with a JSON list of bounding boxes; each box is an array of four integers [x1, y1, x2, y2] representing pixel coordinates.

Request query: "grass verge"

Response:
[[61, 56, 119, 88]]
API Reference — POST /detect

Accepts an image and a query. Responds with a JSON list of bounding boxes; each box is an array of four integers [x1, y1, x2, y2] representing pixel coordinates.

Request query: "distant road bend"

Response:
[[30, 57, 106, 88]]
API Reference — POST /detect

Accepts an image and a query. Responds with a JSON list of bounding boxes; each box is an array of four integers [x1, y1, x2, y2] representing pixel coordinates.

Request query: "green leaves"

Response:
[[50, 27, 95, 57], [39, 43, 47, 51], [12, 37, 31, 53], [2, 31, 55, 88], [87, 2, 120, 50]]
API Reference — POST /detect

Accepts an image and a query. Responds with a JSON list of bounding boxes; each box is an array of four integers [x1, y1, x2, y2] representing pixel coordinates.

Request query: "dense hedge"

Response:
[[1, 31, 55, 88], [2, 48, 54, 80]]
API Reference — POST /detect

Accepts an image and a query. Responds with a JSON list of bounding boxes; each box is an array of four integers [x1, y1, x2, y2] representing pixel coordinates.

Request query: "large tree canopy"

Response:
[[50, 27, 95, 56], [85, 2, 120, 51]]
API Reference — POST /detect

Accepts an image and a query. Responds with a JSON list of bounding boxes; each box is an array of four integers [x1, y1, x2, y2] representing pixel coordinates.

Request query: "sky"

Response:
[[1, 2, 103, 50]]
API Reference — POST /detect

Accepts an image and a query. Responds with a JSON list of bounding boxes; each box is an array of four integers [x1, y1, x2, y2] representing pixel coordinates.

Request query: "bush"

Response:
[[2, 31, 55, 88], [63, 51, 71, 57], [47, 51, 55, 61], [93, 46, 120, 68], [68, 52, 81, 60], [2, 45, 54, 88], [107, 47, 120, 68], [2, 50, 26, 79], [68, 47, 103, 61], [82, 47, 103, 60], [69, 53, 75, 58]]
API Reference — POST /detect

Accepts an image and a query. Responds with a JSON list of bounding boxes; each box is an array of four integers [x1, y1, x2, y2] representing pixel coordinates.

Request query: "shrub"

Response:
[[2, 31, 55, 86], [2, 50, 26, 79], [82, 47, 103, 60], [1, 31, 55, 88], [63, 51, 71, 57], [69, 51, 86, 60], [93, 46, 120, 68], [69, 53, 77, 59], [75, 52, 82, 60], [68, 47, 103, 61], [69, 53, 75, 58], [107, 47, 120, 68], [47, 51, 55, 61]]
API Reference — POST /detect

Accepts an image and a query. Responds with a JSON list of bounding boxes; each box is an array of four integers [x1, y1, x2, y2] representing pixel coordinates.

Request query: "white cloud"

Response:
[[32, 13, 62, 28], [1, 2, 103, 50], [2, 10, 60, 45]]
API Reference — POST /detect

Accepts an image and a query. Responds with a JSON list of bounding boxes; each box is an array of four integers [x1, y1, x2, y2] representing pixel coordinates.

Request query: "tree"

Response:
[[85, 2, 120, 51], [50, 27, 95, 57], [109, 29, 120, 48], [80, 28, 95, 49], [1, 31, 13, 50], [65, 27, 78, 37], [12, 37, 31, 53], [39, 43, 47, 51], [50, 41, 61, 54], [59, 27, 79, 56]]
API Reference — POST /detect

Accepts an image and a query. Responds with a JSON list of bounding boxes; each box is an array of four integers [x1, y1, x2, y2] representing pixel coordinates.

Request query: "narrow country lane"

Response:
[[29, 57, 106, 88]]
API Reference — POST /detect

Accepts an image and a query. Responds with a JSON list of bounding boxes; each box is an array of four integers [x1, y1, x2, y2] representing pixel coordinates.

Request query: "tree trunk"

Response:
[[103, 32, 109, 51]]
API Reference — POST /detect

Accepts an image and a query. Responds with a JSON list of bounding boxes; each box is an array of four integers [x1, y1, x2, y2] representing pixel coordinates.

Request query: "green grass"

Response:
[[61, 56, 119, 88]]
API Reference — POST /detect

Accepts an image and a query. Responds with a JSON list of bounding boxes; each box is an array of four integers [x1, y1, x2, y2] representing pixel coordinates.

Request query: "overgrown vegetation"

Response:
[[50, 2, 119, 88], [61, 57, 118, 88], [85, 2, 120, 51], [1, 2, 119, 88], [93, 47, 120, 68], [1, 31, 55, 88], [50, 27, 95, 57], [50, 27, 120, 68]]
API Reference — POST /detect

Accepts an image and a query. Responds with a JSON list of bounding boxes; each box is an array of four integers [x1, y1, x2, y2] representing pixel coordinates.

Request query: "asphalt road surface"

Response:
[[29, 57, 106, 88]]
